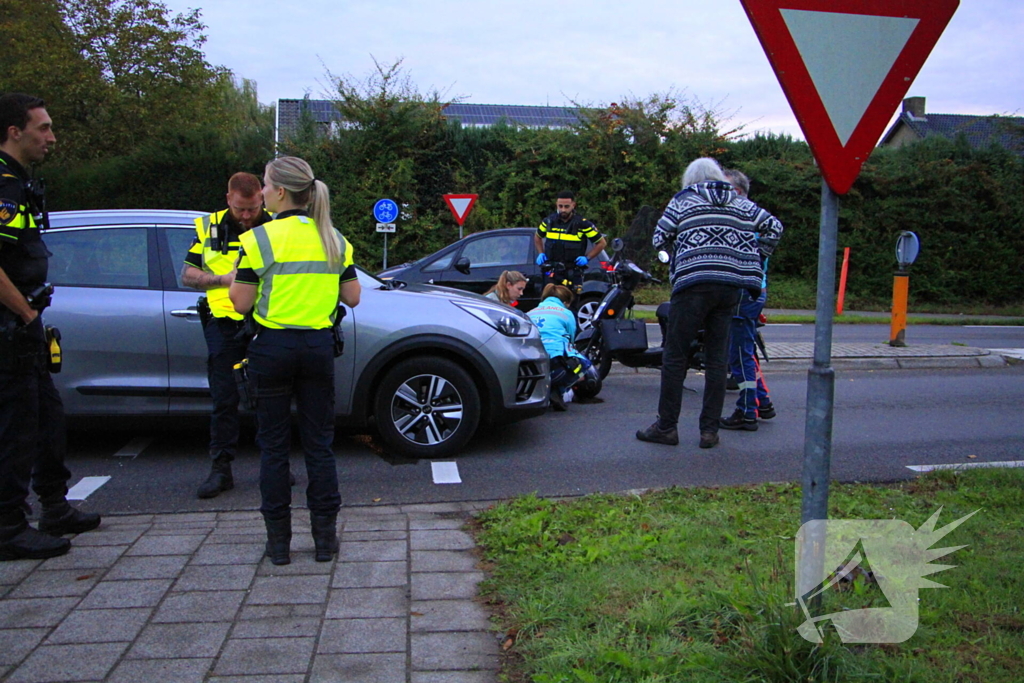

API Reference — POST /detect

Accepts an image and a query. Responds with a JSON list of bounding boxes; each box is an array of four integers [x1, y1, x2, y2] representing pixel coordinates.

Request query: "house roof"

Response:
[[881, 111, 1024, 152]]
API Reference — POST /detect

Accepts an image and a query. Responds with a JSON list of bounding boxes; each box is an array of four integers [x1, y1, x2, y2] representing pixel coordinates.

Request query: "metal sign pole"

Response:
[[383, 233, 388, 270]]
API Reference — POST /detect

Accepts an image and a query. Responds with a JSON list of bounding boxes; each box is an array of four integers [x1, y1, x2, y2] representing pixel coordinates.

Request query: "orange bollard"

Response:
[[889, 273, 909, 347], [836, 247, 850, 316]]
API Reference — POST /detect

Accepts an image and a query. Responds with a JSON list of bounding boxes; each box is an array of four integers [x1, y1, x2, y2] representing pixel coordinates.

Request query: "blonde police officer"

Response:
[[182, 172, 271, 500], [229, 157, 360, 566]]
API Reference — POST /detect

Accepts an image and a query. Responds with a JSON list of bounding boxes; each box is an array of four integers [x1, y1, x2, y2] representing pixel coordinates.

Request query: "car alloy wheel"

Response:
[[375, 357, 481, 458]]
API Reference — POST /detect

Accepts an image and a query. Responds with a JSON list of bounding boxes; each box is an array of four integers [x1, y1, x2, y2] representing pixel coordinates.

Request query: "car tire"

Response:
[[374, 356, 481, 459], [575, 294, 603, 332]]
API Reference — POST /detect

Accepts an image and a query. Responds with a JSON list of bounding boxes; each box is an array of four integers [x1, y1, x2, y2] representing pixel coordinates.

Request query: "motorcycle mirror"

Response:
[[611, 238, 624, 252], [657, 250, 670, 264]]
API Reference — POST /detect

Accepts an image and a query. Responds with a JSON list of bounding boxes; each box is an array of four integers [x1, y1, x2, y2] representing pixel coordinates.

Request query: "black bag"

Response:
[[600, 318, 648, 352]]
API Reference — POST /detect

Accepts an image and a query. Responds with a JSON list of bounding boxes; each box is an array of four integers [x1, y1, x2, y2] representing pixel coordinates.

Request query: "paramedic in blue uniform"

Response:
[[230, 156, 360, 566]]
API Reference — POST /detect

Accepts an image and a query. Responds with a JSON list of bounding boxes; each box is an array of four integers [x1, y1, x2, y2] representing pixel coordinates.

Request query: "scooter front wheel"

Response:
[[578, 331, 613, 380]]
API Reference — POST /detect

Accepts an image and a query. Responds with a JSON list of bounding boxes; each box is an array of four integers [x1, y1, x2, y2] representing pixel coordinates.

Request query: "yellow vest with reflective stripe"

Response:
[[238, 215, 353, 330], [193, 210, 246, 320]]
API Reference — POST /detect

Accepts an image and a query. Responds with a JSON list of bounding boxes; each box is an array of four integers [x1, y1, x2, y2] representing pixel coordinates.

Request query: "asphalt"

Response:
[[1, 334, 1019, 683]]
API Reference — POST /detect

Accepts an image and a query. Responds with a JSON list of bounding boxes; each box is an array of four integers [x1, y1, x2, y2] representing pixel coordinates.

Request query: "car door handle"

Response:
[[170, 307, 200, 318]]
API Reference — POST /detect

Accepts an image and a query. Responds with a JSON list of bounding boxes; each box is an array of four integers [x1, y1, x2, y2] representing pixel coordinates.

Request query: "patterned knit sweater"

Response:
[[653, 181, 783, 294]]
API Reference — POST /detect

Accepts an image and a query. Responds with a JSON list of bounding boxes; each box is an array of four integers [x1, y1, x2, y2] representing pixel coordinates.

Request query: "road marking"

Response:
[[765, 323, 804, 327], [966, 325, 1024, 328], [431, 461, 462, 484], [988, 348, 1024, 360], [113, 436, 154, 459], [907, 460, 1024, 473], [67, 476, 112, 500]]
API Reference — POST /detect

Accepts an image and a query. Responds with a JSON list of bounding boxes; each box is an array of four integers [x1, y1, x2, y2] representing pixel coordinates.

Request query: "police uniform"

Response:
[[234, 209, 355, 557], [0, 150, 97, 559], [537, 211, 601, 291], [184, 207, 271, 487]]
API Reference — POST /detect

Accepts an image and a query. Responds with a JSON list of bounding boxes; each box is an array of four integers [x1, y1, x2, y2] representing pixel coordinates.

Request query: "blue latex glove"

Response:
[[574, 255, 589, 268], [536, 253, 548, 266]]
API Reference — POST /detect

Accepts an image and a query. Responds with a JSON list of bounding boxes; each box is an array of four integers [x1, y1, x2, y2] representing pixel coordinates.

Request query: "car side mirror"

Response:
[[454, 256, 471, 275]]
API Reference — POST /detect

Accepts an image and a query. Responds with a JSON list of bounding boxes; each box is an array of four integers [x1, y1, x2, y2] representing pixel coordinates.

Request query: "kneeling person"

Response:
[[527, 284, 599, 410]]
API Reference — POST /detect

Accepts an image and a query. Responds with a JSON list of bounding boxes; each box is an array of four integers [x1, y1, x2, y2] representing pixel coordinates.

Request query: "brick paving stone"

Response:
[[126, 534, 206, 556], [127, 622, 231, 659], [412, 672, 497, 683], [213, 636, 315, 675], [318, 617, 406, 653], [0, 628, 48, 666], [331, 561, 407, 588], [340, 530, 408, 541], [35, 544, 128, 571], [103, 554, 189, 580], [411, 529, 475, 551], [231, 616, 322, 638], [46, 607, 151, 644], [7, 569, 101, 598], [78, 578, 173, 609], [309, 652, 405, 683], [216, 511, 263, 521], [153, 590, 245, 623], [203, 532, 266, 545], [411, 572, 484, 600], [103, 514, 154, 525], [153, 512, 218, 523], [411, 550, 479, 572], [146, 525, 215, 535], [173, 564, 257, 592], [409, 517, 468, 530], [0, 597, 80, 628], [247, 574, 330, 605], [70, 527, 147, 547], [6, 642, 129, 682], [403, 502, 466, 514], [190, 542, 265, 565], [410, 632, 499, 671], [255, 553, 335, 576], [0, 560, 39, 585], [410, 599, 492, 632], [325, 587, 407, 618], [107, 657, 213, 683], [208, 676, 304, 683], [339, 506, 403, 519], [340, 519, 407, 533], [239, 604, 323, 620], [337, 539, 406, 562]]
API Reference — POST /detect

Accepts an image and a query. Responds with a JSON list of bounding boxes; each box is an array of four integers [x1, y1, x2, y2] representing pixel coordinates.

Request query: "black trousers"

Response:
[[0, 318, 71, 523], [203, 317, 249, 462], [248, 328, 339, 521], [657, 283, 741, 434]]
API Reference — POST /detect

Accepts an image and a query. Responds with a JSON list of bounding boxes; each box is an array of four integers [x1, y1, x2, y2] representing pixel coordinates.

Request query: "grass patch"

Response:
[[473, 470, 1024, 683]]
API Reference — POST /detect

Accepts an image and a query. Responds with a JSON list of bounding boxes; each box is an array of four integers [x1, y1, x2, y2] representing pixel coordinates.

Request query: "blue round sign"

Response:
[[373, 199, 398, 224]]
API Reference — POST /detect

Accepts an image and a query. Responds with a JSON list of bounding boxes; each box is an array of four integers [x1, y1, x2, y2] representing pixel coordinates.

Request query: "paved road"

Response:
[[58, 364, 1024, 516]]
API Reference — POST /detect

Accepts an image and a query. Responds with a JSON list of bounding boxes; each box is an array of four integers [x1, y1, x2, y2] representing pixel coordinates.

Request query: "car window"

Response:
[[165, 227, 197, 289], [460, 234, 531, 268], [46, 227, 149, 288], [421, 251, 455, 273]]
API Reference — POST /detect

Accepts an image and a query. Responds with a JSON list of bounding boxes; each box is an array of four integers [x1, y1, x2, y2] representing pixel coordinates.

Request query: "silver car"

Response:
[[41, 210, 550, 458]]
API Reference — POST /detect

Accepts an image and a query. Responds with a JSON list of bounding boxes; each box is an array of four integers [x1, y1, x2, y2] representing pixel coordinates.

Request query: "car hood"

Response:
[[392, 282, 502, 305]]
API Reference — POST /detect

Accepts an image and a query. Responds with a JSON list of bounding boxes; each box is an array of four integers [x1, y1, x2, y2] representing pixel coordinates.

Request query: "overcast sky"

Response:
[[163, 0, 1022, 139]]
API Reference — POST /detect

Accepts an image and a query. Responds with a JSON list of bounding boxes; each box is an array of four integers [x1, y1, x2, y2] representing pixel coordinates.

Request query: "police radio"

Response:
[[24, 177, 49, 232]]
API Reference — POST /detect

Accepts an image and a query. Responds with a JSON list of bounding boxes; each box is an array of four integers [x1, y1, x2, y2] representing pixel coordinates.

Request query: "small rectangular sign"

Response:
[[376, 223, 396, 233]]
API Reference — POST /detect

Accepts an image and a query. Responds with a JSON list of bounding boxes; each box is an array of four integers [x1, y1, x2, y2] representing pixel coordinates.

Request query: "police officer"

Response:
[[229, 157, 360, 566], [0, 93, 100, 561], [182, 172, 272, 499], [533, 191, 607, 293]]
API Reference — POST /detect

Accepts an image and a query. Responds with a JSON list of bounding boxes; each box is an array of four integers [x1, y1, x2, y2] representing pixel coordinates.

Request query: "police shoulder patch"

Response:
[[0, 199, 19, 226]]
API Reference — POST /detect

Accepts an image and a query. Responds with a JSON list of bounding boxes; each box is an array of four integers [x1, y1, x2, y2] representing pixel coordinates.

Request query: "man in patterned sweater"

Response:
[[637, 158, 782, 449]]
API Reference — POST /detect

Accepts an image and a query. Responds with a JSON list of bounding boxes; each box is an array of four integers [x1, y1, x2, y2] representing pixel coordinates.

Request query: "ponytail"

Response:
[[309, 179, 341, 268]]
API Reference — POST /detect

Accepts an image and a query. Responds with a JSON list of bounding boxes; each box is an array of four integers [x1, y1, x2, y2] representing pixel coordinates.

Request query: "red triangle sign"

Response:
[[741, 0, 958, 194], [443, 194, 478, 226]]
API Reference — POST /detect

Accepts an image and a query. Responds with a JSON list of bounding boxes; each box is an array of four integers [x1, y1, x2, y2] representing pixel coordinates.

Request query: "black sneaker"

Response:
[[549, 390, 567, 412], [726, 375, 740, 391], [758, 402, 777, 420], [720, 409, 758, 431], [0, 526, 71, 561], [699, 431, 720, 449], [636, 422, 679, 446], [38, 503, 102, 536]]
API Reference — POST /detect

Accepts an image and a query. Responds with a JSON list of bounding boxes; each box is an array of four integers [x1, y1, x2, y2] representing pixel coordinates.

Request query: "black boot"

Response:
[[1, 512, 70, 561], [38, 498, 102, 536], [310, 512, 339, 562], [264, 514, 291, 566], [197, 456, 234, 499]]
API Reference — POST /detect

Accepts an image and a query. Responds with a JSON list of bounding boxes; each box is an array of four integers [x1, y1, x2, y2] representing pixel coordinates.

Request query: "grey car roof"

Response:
[[49, 209, 206, 229]]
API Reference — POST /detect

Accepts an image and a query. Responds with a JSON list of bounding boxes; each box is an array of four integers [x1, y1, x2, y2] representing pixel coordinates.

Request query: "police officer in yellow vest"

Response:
[[534, 191, 607, 293], [230, 157, 360, 566], [1, 93, 101, 562], [182, 172, 271, 499]]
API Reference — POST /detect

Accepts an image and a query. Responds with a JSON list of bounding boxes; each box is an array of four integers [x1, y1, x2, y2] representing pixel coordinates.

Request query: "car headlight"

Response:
[[453, 301, 533, 337]]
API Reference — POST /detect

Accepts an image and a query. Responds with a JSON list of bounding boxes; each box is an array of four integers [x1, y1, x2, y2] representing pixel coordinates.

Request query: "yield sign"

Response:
[[443, 194, 478, 226], [741, 0, 958, 194]]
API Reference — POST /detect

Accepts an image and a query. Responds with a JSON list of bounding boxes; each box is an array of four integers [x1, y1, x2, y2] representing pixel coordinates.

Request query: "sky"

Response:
[[162, 0, 1022, 140]]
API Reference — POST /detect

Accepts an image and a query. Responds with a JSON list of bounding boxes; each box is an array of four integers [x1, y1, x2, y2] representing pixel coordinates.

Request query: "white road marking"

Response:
[[988, 348, 1024, 360], [113, 436, 154, 459], [67, 476, 112, 500], [965, 325, 1024, 328], [765, 323, 804, 327], [907, 461, 1024, 473], [431, 461, 462, 484]]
